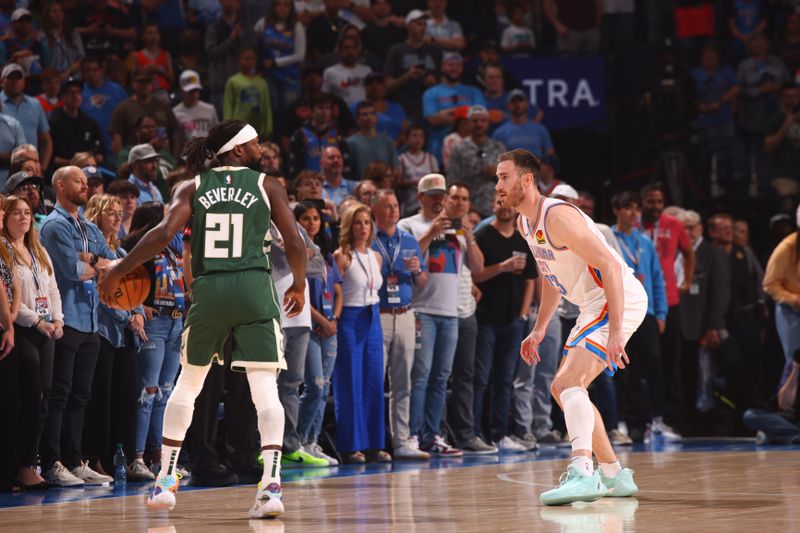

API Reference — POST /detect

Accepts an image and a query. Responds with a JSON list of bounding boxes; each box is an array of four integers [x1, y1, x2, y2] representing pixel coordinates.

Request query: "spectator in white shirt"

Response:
[[322, 34, 372, 106], [172, 70, 219, 140]]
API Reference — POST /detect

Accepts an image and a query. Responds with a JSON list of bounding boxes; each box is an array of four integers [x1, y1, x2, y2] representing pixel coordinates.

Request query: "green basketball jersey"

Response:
[[191, 166, 272, 278]]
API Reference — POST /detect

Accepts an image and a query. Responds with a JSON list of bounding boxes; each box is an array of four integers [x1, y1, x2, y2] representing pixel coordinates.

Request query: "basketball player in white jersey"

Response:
[[495, 149, 648, 506]]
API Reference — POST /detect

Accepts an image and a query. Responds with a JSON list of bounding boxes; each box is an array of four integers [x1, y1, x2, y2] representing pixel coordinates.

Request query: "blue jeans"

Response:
[[775, 304, 800, 386], [743, 408, 800, 444], [297, 330, 337, 445], [473, 319, 525, 442], [136, 315, 183, 454], [409, 312, 458, 444]]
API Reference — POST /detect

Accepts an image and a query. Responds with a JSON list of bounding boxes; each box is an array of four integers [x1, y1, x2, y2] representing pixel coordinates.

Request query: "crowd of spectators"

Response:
[[1, 0, 800, 493]]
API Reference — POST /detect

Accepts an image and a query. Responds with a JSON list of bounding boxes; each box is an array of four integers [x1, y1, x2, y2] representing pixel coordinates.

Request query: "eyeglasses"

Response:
[[17, 183, 39, 192], [103, 210, 123, 218]]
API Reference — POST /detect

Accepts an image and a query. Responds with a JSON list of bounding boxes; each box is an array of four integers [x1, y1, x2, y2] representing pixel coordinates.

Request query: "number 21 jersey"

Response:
[[191, 166, 272, 278]]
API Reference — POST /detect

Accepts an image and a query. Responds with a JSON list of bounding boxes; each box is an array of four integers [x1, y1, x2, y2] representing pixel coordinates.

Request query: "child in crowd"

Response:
[[397, 125, 438, 216]]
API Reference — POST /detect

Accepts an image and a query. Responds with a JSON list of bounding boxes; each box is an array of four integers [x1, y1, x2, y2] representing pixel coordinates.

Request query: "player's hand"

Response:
[[97, 258, 121, 298], [429, 215, 451, 237], [520, 328, 544, 366], [605, 329, 629, 371], [284, 283, 305, 318]]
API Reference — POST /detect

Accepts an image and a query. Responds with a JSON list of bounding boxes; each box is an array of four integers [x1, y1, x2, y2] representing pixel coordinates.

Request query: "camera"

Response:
[[449, 218, 462, 230]]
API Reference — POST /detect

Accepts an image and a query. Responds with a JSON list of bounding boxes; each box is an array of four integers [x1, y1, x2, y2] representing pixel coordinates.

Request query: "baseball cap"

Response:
[[4, 171, 41, 194], [418, 173, 447, 195], [82, 166, 104, 182], [59, 76, 83, 95], [405, 9, 428, 24], [507, 88, 527, 104], [132, 68, 154, 82], [1, 63, 23, 79], [551, 183, 579, 201], [179, 70, 202, 92], [442, 52, 463, 64], [128, 143, 160, 164], [467, 105, 488, 119], [10, 8, 31, 22]]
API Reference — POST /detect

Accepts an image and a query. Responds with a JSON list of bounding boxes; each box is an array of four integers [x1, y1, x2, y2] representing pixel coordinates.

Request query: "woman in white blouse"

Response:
[[4, 195, 62, 489], [333, 203, 387, 464]]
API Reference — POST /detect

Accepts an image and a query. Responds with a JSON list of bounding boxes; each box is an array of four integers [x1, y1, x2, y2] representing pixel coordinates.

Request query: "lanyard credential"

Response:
[[374, 233, 401, 274]]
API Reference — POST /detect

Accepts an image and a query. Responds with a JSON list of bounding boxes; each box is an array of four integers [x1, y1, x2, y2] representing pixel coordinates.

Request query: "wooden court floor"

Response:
[[1, 450, 799, 533]]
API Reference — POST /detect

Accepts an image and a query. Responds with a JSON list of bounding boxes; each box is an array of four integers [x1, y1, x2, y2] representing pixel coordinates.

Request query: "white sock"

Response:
[[570, 455, 594, 476], [599, 460, 622, 478], [159, 445, 181, 478], [560, 387, 595, 452], [247, 369, 285, 487]]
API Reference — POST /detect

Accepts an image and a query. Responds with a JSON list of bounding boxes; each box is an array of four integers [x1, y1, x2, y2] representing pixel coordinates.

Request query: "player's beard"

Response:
[[504, 179, 526, 209]]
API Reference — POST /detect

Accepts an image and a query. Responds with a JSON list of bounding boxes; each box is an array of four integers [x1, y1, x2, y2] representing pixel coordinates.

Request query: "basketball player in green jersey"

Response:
[[100, 120, 306, 519]]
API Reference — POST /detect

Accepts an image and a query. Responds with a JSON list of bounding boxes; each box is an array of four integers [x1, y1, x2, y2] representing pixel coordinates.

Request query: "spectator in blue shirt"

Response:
[[492, 89, 555, 157], [351, 72, 407, 140], [0, 63, 52, 170], [423, 52, 486, 163], [126, 144, 163, 206], [610, 190, 677, 442], [370, 189, 430, 460], [692, 44, 743, 183], [39, 166, 118, 487], [81, 57, 127, 162], [320, 146, 356, 206], [0, 111, 25, 188]]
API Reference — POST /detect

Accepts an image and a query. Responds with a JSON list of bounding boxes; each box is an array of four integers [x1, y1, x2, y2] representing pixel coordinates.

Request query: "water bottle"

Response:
[[114, 444, 127, 486]]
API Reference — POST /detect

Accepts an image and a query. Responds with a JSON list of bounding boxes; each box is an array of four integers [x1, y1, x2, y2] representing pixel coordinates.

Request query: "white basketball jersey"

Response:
[[519, 197, 638, 309]]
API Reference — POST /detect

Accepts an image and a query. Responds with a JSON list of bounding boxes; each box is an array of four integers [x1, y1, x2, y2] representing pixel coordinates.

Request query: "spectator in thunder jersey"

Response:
[[288, 94, 353, 179]]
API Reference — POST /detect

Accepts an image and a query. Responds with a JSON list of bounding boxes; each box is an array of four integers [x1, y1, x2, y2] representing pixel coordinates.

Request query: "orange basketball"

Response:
[[101, 265, 151, 311]]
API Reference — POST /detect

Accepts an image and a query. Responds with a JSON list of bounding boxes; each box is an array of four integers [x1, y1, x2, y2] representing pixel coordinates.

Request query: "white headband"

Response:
[[216, 124, 258, 155]]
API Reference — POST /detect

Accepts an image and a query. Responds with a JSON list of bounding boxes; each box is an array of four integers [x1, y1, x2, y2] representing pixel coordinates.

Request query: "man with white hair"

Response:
[[677, 209, 730, 434]]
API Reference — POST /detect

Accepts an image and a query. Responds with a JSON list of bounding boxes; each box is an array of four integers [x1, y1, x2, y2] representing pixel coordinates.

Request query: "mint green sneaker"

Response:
[[600, 467, 638, 497], [540, 464, 608, 506], [281, 449, 329, 468]]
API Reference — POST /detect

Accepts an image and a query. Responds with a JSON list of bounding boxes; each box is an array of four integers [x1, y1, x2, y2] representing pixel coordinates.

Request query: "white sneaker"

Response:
[[248, 482, 284, 519], [71, 460, 113, 485], [148, 474, 181, 509], [128, 458, 156, 481], [496, 436, 528, 453], [393, 444, 431, 460], [43, 461, 84, 487], [304, 443, 339, 466], [510, 433, 539, 451], [650, 421, 682, 442]]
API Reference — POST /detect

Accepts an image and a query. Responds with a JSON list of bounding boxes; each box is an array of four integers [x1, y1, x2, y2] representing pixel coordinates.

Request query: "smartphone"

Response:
[[449, 218, 462, 230], [303, 198, 326, 212], [156, 126, 166, 139]]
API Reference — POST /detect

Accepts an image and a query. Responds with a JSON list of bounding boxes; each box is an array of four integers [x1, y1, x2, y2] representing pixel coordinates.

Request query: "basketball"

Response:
[[101, 265, 151, 311]]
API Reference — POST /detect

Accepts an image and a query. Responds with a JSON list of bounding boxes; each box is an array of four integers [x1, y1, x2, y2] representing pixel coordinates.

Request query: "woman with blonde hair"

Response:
[[84, 194, 147, 479], [332, 203, 387, 463], [1, 195, 46, 490]]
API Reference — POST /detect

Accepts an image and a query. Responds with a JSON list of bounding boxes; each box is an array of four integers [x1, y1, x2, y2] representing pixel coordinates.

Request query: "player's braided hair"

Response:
[[184, 119, 249, 175]]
